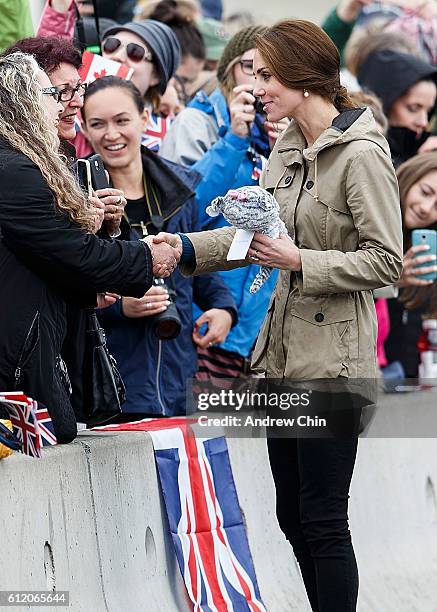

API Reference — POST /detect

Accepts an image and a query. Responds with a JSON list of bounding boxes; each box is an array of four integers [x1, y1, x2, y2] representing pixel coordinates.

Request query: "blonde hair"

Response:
[[0, 53, 94, 232]]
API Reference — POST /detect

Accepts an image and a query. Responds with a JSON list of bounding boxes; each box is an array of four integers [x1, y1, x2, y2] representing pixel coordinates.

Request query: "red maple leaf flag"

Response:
[[79, 51, 133, 85]]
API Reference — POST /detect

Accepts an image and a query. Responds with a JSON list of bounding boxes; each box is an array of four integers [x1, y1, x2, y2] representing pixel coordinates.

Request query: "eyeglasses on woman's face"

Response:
[[102, 37, 153, 63], [239, 59, 254, 76], [42, 83, 87, 103], [57, 82, 87, 103]]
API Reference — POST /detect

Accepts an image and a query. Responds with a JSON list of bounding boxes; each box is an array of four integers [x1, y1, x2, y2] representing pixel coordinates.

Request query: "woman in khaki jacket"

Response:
[[157, 20, 403, 611]]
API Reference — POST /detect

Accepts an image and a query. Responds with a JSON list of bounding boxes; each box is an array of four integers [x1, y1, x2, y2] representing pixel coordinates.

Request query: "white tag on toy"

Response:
[[227, 229, 255, 260]]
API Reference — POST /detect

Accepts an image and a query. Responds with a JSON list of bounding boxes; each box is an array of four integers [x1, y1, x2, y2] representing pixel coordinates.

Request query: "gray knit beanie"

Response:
[[216, 25, 267, 85], [102, 20, 181, 94]]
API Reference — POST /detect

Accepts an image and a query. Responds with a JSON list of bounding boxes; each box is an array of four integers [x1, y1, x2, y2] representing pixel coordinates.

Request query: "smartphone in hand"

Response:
[[77, 159, 92, 197], [412, 229, 437, 282], [77, 154, 109, 197]]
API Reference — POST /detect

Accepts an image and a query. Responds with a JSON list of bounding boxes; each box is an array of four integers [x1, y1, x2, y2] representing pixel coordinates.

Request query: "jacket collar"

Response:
[[140, 146, 200, 219], [276, 107, 390, 164]]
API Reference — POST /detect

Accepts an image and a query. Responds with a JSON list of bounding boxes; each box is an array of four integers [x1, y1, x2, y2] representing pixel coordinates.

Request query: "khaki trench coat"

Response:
[[181, 108, 403, 381]]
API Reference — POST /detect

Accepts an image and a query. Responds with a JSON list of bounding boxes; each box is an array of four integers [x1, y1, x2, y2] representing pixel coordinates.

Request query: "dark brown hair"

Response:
[[255, 20, 356, 112], [397, 153, 437, 310]]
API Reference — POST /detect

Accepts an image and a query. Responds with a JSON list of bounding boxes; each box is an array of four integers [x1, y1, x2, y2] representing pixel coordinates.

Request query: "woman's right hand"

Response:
[[397, 244, 437, 287], [121, 286, 170, 318], [229, 85, 256, 139]]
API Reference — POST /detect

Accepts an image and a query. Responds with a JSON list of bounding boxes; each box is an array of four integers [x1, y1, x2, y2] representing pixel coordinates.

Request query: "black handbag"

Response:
[[83, 308, 125, 426]]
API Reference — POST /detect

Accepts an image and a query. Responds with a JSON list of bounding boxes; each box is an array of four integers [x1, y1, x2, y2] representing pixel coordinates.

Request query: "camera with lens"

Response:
[[149, 278, 181, 340]]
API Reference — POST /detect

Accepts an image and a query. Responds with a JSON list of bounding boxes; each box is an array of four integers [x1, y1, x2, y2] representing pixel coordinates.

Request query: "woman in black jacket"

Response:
[[0, 52, 178, 442]]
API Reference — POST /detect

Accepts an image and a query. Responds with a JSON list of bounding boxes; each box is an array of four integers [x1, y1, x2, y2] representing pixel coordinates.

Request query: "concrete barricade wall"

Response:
[[1, 392, 437, 611]]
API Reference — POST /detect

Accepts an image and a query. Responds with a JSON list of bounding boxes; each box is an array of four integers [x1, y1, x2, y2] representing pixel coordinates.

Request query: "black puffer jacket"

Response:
[[0, 140, 153, 442]]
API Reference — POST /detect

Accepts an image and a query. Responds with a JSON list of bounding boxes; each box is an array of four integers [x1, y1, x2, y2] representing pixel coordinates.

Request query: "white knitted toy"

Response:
[[206, 186, 289, 293]]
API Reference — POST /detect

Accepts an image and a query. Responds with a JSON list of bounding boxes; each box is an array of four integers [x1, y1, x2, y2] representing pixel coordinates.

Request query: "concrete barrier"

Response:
[[1, 391, 437, 611]]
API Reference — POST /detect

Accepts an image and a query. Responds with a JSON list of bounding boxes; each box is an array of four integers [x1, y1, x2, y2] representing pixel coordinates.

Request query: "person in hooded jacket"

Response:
[[156, 20, 403, 611], [81, 76, 237, 418], [358, 48, 437, 166]]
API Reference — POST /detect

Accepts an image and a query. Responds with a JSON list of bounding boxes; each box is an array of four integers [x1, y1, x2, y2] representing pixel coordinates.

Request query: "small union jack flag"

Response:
[[0, 392, 57, 458], [142, 114, 173, 152], [34, 404, 57, 447], [94, 418, 266, 611], [1, 393, 40, 457]]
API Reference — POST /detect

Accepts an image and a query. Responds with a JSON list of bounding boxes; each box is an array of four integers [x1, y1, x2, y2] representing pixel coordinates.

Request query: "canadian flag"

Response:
[[78, 51, 133, 84]]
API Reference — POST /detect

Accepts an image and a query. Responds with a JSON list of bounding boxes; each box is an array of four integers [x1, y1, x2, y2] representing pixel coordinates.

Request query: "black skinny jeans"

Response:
[[267, 436, 359, 612]]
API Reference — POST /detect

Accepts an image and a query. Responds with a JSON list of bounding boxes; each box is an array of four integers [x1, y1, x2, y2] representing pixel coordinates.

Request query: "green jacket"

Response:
[[322, 7, 355, 65], [0, 0, 33, 52]]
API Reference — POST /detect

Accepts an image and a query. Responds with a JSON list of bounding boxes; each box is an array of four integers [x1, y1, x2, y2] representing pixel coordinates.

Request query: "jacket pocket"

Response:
[[285, 295, 356, 379], [14, 311, 40, 388], [251, 298, 276, 371]]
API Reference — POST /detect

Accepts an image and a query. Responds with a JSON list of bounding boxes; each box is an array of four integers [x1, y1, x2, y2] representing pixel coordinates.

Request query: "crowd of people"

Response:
[[0, 1, 436, 611]]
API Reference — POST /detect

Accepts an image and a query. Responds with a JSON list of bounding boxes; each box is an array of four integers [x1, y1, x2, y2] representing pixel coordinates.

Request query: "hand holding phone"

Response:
[[77, 154, 109, 196], [411, 229, 437, 282]]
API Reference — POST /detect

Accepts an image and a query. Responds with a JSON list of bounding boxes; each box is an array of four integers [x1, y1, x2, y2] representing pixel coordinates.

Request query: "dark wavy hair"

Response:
[[2, 36, 82, 75]]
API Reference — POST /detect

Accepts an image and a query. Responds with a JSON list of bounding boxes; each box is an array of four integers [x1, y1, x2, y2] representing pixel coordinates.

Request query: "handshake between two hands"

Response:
[[143, 230, 302, 277], [143, 232, 183, 278]]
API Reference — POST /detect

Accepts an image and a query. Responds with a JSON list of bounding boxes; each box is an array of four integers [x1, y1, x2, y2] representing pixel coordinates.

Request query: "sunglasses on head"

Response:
[[102, 37, 153, 63]]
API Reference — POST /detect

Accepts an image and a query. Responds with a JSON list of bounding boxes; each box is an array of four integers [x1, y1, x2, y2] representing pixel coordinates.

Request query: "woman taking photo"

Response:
[[160, 20, 403, 611], [384, 153, 437, 377], [0, 53, 178, 442]]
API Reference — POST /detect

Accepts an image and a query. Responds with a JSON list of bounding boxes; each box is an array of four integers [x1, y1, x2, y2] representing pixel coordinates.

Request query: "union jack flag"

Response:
[[251, 153, 268, 182], [142, 114, 173, 153], [34, 404, 57, 447], [0, 392, 57, 458], [94, 418, 266, 611]]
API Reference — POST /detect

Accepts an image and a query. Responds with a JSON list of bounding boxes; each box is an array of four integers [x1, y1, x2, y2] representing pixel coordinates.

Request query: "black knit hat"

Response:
[[102, 20, 181, 94], [216, 25, 267, 85]]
